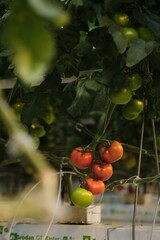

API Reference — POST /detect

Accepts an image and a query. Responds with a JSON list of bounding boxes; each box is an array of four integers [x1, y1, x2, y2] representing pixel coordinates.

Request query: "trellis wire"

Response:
[[149, 119, 160, 240], [132, 110, 145, 240], [131, 116, 160, 240]]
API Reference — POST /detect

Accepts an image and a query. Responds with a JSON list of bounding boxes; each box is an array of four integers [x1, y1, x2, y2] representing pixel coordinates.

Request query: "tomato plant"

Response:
[[109, 88, 132, 105], [1, 0, 160, 202], [70, 187, 94, 208], [99, 141, 124, 163], [92, 162, 113, 181], [70, 147, 93, 169], [125, 73, 142, 91], [82, 178, 105, 195], [113, 13, 129, 27]]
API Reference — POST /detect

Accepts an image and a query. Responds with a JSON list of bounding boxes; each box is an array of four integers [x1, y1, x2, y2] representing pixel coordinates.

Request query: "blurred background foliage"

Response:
[[0, 0, 160, 192]]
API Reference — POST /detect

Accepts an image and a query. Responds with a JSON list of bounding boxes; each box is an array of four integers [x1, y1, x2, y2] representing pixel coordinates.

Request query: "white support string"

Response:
[[149, 119, 160, 240]]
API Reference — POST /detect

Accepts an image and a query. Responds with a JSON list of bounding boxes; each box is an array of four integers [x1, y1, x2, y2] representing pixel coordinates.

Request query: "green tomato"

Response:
[[113, 13, 129, 27], [138, 26, 155, 41], [30, 121, 46, 138], [122, 107, 139, 120], [70, 187, 94, 208], [41, 111, 55, 125], [122, 27, 138, 43], [12, 102, 24, 120], [109, 88, 133, 105], [40, 105, 56, 125], [124, 99, 144, 114], [126, 73, 142, 91]]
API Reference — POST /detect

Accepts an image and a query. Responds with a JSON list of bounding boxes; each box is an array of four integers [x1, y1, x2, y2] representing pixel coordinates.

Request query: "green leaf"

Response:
[[147, 88, 160, 119], [21, 91, 50, 125], [72, 41, 92, 57], [85, 79, 101, 92], [56, 54, 79, 77], [67, 77, 91, 117], [108, 23, 128, 54], [134, 7, 160, 39], [0, 49, 13, 57], [126, 38, 155, 67], [2, 10, 55, 85], [92, 86, 108, 111], [67, 73, 105, 117], [58, 26, 80, 52]]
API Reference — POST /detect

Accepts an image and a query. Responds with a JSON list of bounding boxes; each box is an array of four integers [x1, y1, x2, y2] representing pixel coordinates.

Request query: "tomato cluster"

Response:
[[70, 141, 123, 207], [121, 72, 144, 120], [109, 72, 142, 104], [113, 12, 155, 44], [109, 71, 144, 120], [108, 11, 153, 120], [12, 100, 56, 148]]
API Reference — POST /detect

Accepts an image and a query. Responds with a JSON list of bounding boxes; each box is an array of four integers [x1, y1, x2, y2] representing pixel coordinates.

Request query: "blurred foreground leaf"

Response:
[[1, 2, 56, 85]]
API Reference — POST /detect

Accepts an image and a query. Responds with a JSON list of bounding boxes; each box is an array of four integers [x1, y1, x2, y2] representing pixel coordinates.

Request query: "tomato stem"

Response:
[[88, 100, 116, 149], [100, 101, 116, 138], [70, 120, 95, 139], [67, 174, 73, 203]]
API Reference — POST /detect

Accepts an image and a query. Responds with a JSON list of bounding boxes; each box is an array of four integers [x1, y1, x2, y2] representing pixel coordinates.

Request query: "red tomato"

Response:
[[99, 141, 123, 163], [70, 147, 93, 169], [82, 177, 105, 195], [99, 146, 109, 161], [92, 162, 113, 181]]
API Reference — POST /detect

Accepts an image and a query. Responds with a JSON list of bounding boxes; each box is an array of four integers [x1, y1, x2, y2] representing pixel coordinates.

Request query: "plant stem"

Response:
[[99, 101, 116, 139], [105, 174, 160, 191], [67, 174, 73, 203], [89, 100, 116, 148]]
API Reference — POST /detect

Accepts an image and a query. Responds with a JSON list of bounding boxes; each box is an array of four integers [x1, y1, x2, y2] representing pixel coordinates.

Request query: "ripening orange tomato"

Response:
[[99, 141, 124, 163]]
